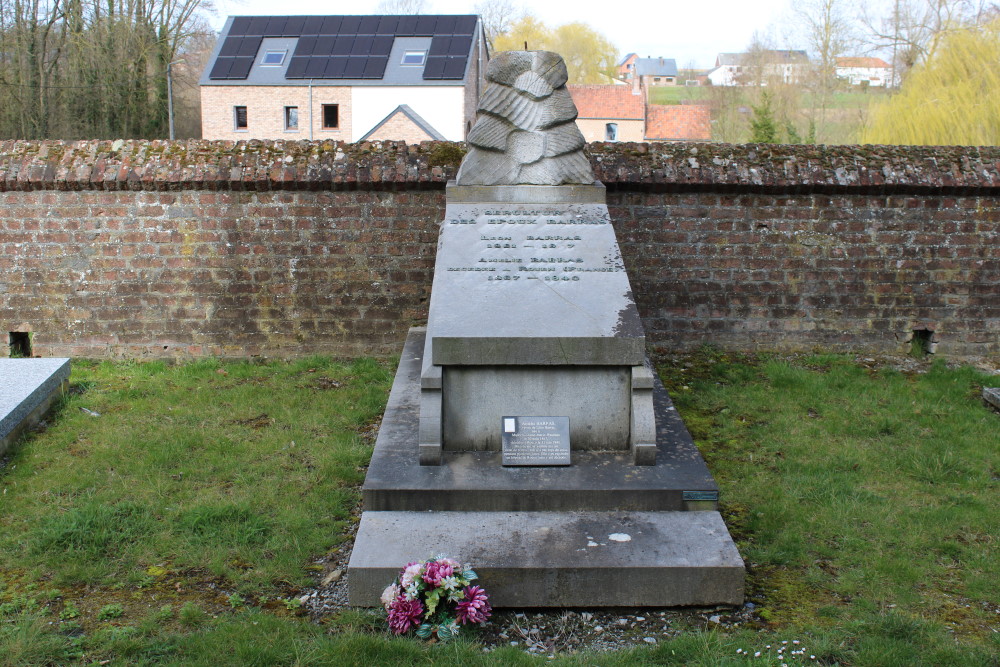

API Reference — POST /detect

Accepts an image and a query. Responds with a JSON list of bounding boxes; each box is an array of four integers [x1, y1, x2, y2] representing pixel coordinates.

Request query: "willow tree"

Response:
[[861, 19, 1000, 145], [492, 14, 619, 84]]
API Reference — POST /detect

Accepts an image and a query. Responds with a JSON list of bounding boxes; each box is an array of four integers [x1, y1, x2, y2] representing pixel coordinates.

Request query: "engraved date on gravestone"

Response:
[[501, 416, 571, 466]]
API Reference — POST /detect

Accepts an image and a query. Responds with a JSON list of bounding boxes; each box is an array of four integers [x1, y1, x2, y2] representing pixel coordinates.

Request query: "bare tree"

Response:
[[375, 0, 426, 14], [474, 0, 519, 49]]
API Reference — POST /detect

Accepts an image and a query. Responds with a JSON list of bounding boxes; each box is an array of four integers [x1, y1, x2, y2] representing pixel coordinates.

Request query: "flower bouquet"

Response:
[[382, 555, 492, 641]]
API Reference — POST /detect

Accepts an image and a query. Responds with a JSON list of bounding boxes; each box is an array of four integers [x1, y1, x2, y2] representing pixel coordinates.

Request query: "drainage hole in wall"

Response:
[[910, 329, 933, 358], [9, 332, 31, 358]]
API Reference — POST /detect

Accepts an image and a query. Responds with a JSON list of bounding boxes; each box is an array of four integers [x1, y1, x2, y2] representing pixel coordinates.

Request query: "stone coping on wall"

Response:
[[0, 139, 998, 194]]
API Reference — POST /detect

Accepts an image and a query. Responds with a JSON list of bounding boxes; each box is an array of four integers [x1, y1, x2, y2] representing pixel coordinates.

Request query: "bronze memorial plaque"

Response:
[[501, 416, 571, 466]]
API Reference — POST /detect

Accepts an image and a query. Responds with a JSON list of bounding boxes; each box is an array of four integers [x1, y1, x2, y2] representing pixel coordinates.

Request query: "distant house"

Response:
[[634, 57, 678, 88], [569, 84, 712, 142], [199, 15, 488, 142], [617, 53, 638, 81], [835, 57, 892, 87], [568, 85, 644, 142], [708, 50, 809, 86]]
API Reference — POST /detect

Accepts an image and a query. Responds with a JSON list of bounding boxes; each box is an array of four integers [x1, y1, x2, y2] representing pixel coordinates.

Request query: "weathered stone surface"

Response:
[[984, 387, 1000, 410], [457, 51, 595, 186], [348, 510, 745, 607], [0, 359, 70, 455], [365, 330, 719, 512]]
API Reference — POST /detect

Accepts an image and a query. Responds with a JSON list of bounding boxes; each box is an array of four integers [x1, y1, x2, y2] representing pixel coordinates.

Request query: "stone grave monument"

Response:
[[348, 51, 744, 607]]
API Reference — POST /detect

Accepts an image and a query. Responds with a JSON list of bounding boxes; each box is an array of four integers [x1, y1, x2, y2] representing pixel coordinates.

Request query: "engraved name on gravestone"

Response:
[[501, 416, 571, 466]]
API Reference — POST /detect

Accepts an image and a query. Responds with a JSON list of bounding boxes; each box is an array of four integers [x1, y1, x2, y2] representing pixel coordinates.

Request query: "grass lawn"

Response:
[[1, 351, 997, 665]]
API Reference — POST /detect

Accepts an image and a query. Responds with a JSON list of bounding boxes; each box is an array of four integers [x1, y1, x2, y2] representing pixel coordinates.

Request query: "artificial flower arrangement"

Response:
[[382, 555, 492, 641]]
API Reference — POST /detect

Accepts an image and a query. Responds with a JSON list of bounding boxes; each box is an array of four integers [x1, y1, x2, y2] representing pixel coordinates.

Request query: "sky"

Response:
[[208, 0, 796, 69]]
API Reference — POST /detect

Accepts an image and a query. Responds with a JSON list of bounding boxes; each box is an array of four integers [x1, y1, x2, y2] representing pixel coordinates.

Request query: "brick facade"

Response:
[[1, 140, 997, 360], [364, 112, 435, 143], [200, 86, 352, 141]]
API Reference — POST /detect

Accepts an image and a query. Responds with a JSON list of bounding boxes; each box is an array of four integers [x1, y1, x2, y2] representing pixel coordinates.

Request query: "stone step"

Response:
[[1, 359, 71, 456], [348, 510, 744, 607], [362, 329, 720, 513]]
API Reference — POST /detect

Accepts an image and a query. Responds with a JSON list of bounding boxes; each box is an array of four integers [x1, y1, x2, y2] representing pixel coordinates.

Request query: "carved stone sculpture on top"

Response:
[[456, 51, 595, 186]]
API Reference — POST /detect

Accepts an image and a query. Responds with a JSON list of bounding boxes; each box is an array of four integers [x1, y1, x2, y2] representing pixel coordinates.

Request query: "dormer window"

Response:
[[401, 50, 426, 66], [261, 50, 286, 66]]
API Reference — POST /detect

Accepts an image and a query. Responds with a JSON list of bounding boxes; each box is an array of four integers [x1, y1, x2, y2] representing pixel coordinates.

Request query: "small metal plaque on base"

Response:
[[501, 416, 571, 466]]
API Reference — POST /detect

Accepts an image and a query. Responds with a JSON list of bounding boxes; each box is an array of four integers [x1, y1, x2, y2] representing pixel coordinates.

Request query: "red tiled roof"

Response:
[[836, 57, 891, 68], [645, 105, 711, 141], [568, 85, 644, 120]]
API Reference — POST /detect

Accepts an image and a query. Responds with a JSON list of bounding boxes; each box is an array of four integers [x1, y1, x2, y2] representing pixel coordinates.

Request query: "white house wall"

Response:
[[351, 87, 466, 142]]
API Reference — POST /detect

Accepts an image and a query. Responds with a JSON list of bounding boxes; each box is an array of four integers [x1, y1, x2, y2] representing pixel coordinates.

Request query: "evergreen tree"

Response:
[[749, 91, 780, 143]]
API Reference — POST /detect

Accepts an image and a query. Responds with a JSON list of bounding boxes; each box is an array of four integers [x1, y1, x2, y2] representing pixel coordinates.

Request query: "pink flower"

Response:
[[380, 583, 400, 611], [387, 595, 424, 634], [456, 585, 491, 625], [421, 559, 455, 587], [399, 562, 423, 588]]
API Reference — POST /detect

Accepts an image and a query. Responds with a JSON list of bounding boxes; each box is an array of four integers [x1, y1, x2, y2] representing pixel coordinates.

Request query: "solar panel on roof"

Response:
[[352, 35, 374, 54], [340, 16, 361, 33], [332, 36, 353, 55], [246, 17, 269, 35], [363, 57, 388, 78], [283, 16, 305, 36], [448, 36, 472, 56], [422, 56, 446, 79], [358, 16, 381, 33], [209, 58, 234, 79], [301, 16, 323, 34], [320, 16, 342, 34], [305, 58, 327, 77], [324, 57, 347, 77], [229, 58, 254, 78], [314, 36, 335, 54], [435, 16, 457, 33], [453, 15, 477, 34], [442, 58, 466, 78], [237, 37, 261, 58], [396, 16, 418, 35], [285, 57, 308, 77], [376, 16, 398, 34], [428, 37, 449, 56], [264, 17, 286, 35], [219, 36, 242, 57], [229, 17, 252, 36], [344, 57, 366, 78], [414, 16, 437, 35], [372, 36, 394, 55], [295, 36, 316, 56]]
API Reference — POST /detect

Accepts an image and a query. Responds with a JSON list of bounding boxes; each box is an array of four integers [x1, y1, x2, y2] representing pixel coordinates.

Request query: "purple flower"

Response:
[[421, 559, 455, 588], [387, 595, 424, 634], [456, 585, 491, 625]]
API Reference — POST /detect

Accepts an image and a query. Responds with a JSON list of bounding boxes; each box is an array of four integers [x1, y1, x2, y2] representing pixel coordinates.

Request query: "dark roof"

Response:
[[617, 52, 636, 67], [358, 104, 446, 141], [635, 57, 678, 77], [207, 15, 479, 83]]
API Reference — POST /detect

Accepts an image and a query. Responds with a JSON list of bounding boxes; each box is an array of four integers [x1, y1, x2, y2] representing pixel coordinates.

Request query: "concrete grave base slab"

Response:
[[984, 387, 1000, 411], [348, 510, 745, 607], [364, 329, 719, 513], [1, 359, 71, 456]]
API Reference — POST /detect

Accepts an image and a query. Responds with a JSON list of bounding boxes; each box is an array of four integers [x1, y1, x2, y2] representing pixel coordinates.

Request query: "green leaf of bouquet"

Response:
[[463, 569, 478, 581], [436, 624, 453, 642], [415, 623, 433, 639], [424, 588, 442, 617]]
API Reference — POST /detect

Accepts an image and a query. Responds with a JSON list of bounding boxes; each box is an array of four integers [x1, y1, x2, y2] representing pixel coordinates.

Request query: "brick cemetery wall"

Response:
[[1, 140, 997, 359]]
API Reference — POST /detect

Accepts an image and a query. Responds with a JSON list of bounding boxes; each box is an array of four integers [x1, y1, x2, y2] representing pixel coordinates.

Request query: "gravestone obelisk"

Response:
[[348, 51, 744, 608]]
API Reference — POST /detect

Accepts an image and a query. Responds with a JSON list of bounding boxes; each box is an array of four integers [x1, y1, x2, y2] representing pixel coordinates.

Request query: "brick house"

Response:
[[200, 15, 487, 142], [569, 85, 712, 142], [633, 57, 678, 89], [617, 53, 638, 82]]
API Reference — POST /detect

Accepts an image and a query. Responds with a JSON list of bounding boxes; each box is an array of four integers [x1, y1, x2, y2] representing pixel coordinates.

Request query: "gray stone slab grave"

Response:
[[984, 387, 1000, 411], [1, 358, 71, 456], [348, 50, 744, 609]]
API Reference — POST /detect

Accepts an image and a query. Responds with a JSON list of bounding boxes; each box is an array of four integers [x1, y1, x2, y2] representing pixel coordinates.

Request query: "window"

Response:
[[322, 104, 339, 130], [401, 50, 426, 66], [234, 106, 248, 130], [653, 77, 661, 83], [605, 123, 618, 141], [284, 106, 298, 131], [261, 50, 286, 66]]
